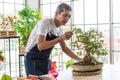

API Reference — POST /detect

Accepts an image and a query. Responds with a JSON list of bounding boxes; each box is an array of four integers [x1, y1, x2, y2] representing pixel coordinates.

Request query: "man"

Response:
[[24, 2, 83, 79]]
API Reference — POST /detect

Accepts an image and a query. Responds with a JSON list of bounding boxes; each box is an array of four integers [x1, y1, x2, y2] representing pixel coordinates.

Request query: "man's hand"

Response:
[[60, 31, 73, 41], [78, 58, 84, 63]]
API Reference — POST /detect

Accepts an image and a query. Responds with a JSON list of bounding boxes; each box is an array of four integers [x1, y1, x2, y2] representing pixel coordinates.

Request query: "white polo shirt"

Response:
[[25, 18, 64, 52]]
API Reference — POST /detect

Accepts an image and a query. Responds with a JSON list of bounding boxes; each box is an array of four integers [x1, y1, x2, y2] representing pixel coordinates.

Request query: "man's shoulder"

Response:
[[37, 18, 52, 24]]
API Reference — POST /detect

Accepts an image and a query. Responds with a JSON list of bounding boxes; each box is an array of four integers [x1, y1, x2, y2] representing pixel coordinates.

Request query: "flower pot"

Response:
[[19, 46, 26, 55], [0, 30, 7, 37], [8, 30, 17, 37], [72, 62, 103, 76]]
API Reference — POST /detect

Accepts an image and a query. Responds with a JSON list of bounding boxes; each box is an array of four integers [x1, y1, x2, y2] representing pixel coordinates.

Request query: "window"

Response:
[[40, 0, 120, 69], [0, 0, 25, 78]]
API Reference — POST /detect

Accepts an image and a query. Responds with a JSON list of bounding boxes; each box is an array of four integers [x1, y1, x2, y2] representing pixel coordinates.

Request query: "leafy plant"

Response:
[[0, 50, 6, 62], [0, 13, 17, 29], [1, 74, 12, 80], [13, 6, 42, 46], [66, 28, 108, 68]]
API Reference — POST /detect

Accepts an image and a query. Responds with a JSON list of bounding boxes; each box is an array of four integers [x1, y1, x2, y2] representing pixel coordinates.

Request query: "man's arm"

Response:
[[37, 31, 73, 51], [59, 40, 83, 62], [37, 35, 62, 51]]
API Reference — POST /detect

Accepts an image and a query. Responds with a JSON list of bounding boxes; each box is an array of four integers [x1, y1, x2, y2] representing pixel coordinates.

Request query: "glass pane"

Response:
[[51, 0, 61, 3], [113, 0, 120, 23], [42, 4, 50, 18], [85, 0, 97, 24], [4, 0, 14, 3], [15, 0, 25, 4], [0, 0, 3, 2], [15, 4, 24, 14], [0, 3, 3, 14], [113, 24, 120, 50], [51, 3, 59, 18], [98, 25, 110, 50], [41, 0, 50, 4], [73, 0, 83, 24], [98, 0, 109, 23], [61, 0, 70, 1], [4, 3, 15, 15], [114, 52, 120, 64], [85, 25, 97, 31]]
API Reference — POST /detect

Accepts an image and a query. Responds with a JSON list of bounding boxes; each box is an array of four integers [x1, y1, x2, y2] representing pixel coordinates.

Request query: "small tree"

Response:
[[66, 28, 108, 68]]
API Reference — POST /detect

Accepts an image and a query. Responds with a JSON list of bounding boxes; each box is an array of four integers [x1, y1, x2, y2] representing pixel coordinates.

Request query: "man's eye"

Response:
[[63, 15, 67, 17]]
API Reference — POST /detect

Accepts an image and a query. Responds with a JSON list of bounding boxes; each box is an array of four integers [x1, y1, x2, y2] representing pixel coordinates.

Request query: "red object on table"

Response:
[[48, 61, 58, 78]]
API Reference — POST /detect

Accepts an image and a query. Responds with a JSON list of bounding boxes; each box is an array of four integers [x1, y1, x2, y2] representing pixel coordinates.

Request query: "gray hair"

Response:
[[56, 3, 72, 13]]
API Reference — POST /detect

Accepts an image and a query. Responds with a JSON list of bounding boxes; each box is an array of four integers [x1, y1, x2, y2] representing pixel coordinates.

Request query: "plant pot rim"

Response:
[[72, 61, 103, 72]]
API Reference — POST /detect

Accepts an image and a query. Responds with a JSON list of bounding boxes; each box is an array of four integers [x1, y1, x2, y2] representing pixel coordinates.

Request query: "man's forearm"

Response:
[[38, 37, 61, 51], [63, 47, 82, 61]]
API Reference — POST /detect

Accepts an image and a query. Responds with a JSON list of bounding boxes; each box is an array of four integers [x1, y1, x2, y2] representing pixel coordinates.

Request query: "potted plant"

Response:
[[13, 6, 42, 46], [66, 28, 108, 76], [0, 14, 17, 37], [13, 6, 42, 54], [0, 50, 6, 71]]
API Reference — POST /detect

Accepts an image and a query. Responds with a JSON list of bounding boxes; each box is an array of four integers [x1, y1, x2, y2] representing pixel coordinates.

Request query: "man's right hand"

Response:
[[60, 31, 73, 41]]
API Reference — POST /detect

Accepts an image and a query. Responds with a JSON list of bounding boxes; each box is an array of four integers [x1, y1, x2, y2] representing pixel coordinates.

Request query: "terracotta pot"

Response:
[[72, 62, 103, 76], [8, 30, 17, 37], [0, 30, 7, 37], [19, 46, 26, 55]]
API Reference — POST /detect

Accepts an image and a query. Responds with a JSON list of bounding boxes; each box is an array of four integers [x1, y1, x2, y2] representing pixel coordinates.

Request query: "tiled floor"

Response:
[[57, 64, 120, 80]]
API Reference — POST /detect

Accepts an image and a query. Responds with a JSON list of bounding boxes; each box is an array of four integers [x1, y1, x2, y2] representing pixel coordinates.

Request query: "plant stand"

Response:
[[0, 30, 16, 37], [72, 62, 103, 76]]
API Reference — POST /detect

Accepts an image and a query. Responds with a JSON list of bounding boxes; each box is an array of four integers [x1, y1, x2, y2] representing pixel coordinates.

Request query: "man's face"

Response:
[[55, 9, 71, 25]]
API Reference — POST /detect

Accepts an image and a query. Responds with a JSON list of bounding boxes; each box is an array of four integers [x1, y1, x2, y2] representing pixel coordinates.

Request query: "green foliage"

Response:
[[72, 28, 108, 65], [1, 74, 12, 80], [0, 50, 6, 62], [66, 60, 73, 69], [13, 6, 42, 46]]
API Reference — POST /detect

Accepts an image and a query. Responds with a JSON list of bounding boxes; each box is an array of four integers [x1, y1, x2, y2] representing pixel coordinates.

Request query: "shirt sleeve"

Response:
[[37, 19, 48, 36]]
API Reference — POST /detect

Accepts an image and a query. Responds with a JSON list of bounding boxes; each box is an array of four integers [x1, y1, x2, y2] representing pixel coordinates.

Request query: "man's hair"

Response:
[[56, 3, 72, 13]]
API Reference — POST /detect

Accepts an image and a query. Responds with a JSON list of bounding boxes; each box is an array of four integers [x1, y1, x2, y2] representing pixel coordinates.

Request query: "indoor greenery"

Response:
[[0, 50, 6, 62], [66, 28, 108, 68], [13, 6, 42, 46], [1, 74, 12, 80], [0, 13, 17, 29]]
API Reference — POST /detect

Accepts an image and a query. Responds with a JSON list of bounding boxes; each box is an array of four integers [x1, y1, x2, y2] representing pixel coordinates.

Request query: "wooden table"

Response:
[[57, 64, 120, 80]]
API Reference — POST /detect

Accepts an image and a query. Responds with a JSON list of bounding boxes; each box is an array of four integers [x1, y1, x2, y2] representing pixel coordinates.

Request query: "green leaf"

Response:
[[1, 74, 12, 80], [66, 60, 73, 69]]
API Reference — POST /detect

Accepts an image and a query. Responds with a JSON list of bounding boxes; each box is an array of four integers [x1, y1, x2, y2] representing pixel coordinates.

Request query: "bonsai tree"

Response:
[[13, 6, 42, 46], [66, 28, 108, 68]]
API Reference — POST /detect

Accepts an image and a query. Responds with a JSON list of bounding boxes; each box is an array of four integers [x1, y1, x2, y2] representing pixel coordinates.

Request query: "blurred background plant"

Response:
[[0, 50, 6, 63], [13, 6, 42, 46], [0, 50, 6, 71], [0, 13, 17, 29]]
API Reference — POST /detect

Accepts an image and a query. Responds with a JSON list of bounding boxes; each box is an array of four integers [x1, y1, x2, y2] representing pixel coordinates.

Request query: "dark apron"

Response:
[[24, 33, 58, 77]]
